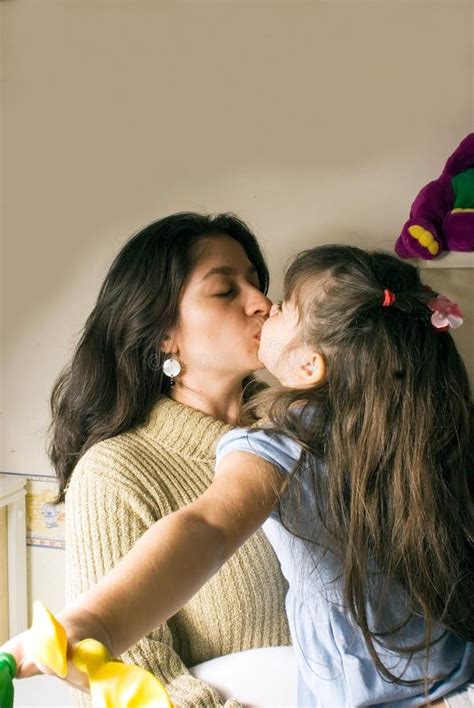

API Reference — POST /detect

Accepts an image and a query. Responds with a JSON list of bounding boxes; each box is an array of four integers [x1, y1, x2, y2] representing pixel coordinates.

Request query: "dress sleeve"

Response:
[[65, 455, 242, 708], [215, 427, 302, 477]]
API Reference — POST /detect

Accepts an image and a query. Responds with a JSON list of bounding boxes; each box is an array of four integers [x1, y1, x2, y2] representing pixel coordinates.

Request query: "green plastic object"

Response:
[[0, 652, 16, 708]]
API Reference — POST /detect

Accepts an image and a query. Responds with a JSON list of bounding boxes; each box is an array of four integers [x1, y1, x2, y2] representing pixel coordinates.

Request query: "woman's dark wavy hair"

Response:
[[241, 244, 473, 685], [49, 212, 269, 503]]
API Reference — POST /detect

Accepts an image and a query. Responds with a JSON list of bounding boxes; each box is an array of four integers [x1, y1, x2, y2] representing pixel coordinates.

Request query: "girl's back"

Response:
[[217, 424, 473, 706]]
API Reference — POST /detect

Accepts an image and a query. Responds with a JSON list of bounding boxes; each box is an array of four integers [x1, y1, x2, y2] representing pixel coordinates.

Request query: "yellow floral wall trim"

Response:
[[0, 472, 64, 550]]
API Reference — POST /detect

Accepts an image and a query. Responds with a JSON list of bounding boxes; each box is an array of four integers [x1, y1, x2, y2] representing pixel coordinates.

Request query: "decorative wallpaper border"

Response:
[[0, 472, 65, 550]]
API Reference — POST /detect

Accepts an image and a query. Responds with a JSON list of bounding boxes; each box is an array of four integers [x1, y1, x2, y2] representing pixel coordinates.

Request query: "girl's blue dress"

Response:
[[216, 427, 474, 707]]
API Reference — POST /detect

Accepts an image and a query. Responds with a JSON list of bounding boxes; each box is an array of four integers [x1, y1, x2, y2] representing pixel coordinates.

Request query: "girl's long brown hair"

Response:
[[241, 245, 473, 684], [49, 212, 269, 503]]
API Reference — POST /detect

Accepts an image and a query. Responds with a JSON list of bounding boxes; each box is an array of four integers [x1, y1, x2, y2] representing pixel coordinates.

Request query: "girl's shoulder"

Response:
[[216, 425, 303, 477]]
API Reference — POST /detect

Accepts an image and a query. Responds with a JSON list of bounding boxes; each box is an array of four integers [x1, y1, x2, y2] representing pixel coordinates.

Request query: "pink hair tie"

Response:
[[427, 296, 464, 331], [382, 289, 396, 307]]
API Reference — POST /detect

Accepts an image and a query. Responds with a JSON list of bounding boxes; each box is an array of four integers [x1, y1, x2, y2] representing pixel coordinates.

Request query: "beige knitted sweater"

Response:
[[65, 395, 291, 707]]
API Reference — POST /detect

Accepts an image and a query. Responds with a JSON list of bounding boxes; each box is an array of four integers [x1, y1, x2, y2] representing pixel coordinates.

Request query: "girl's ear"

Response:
[[297, 350, 326, 387]]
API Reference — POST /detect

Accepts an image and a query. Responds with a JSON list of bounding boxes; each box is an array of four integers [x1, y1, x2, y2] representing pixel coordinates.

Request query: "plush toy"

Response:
[[395, 133, 474, 260]]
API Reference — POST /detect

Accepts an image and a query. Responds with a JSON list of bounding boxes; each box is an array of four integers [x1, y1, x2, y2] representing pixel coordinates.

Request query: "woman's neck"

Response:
[[169, 373, 247, 425]]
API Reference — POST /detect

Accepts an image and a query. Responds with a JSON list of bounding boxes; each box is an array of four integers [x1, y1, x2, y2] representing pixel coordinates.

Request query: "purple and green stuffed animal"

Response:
[[395, 133, 474, 260]]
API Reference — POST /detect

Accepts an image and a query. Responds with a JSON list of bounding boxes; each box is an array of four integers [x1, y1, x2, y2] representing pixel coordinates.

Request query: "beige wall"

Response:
[[1, 1, 473, 614]]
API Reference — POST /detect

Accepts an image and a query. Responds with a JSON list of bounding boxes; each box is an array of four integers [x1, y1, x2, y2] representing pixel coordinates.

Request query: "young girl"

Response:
[[4, 245, 474, 706]]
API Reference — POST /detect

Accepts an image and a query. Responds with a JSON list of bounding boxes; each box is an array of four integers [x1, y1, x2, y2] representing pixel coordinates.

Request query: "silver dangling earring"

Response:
[[162, 356, 181, 387]]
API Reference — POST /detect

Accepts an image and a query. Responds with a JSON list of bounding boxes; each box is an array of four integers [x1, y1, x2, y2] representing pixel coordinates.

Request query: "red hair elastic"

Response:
[[382, 289, 396, 307]]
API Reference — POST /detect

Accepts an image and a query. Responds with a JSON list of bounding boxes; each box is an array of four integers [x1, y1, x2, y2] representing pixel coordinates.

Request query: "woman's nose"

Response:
[[246, 289, 272, 317]]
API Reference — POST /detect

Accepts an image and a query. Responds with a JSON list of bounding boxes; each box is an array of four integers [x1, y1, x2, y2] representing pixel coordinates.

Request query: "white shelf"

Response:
[[416, 251, 474, 269], [0, 477, 28, 636]]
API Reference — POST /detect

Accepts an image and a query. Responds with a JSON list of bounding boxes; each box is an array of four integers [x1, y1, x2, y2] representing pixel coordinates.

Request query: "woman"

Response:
[[49, 213, 291, 707]]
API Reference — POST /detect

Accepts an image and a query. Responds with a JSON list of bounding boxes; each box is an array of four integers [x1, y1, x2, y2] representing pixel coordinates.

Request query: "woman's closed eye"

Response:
[[214, 279, 260, 298]]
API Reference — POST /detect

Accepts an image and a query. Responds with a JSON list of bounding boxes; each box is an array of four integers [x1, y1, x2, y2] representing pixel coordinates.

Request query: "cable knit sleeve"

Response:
[[65, 446, 242, 708]]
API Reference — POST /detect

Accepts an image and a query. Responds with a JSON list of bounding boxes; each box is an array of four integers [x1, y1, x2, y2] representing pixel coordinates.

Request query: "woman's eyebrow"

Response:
[[201, 265, 257, 281]]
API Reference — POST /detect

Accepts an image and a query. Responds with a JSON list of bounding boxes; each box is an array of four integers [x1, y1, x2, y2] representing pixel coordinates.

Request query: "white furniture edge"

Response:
[[0, 477, 28, 636], [415, 251, 474, 269]]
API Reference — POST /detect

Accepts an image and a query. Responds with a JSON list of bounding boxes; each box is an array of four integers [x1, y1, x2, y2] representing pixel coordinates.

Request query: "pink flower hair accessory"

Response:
[[427, 295, 464, 331]]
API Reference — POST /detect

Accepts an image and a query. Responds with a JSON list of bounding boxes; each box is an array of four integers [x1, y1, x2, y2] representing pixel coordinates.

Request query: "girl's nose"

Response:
[[269, 302, 280, 317]]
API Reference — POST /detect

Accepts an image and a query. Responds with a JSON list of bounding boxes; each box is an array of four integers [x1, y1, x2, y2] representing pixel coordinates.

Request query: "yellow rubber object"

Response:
[[29, 601, 68, 678], [73, 638, 173, 707], [29, 601, 173, 707]]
